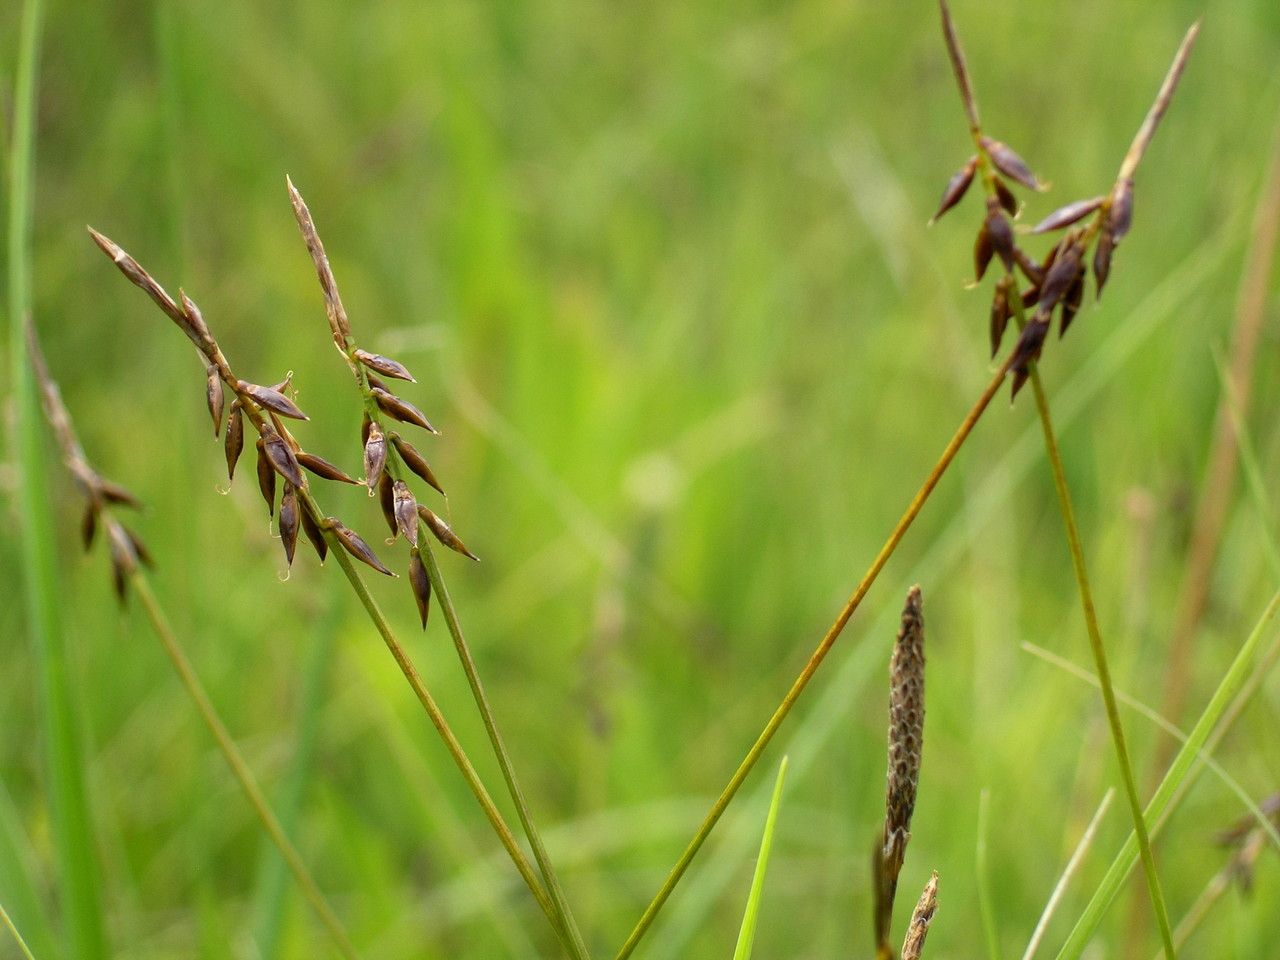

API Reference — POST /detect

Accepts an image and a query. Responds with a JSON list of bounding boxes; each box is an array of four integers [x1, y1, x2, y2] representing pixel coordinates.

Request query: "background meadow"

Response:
[[3, 0, 1280, 956]]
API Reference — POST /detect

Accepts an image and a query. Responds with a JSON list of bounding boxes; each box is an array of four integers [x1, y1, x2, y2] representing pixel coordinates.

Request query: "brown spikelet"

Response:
[[279, 484, 300, 566], [1009, 316, 1050, 399], [355, 348, 416, 383], [417, 505, 480, 561], [938, 1, 979, 132], [392, 480, 419, 547], [123, 526, 154, 568], [391, 434, 445, 495], [105, 520, 139, 603], [296, 451, 359, 485], [980, 135, 1045, 192], [378, 473, 398, 537], [225, 399, 245, 480], [81, 502, 98, 549], [361, 411, 373, 446], [993, 176, 1019, 218], [989, 275, 1011, 358], [929, 155, 977, 224], [255, 438, 276, 516], [205, 364, 224, 437], [300, 506, 328, 562], [262, 429, 304, 488], [98, 480, 142, 509], [372, 387, 438, 434], [1092, 228, 1115, 297], [1031, 196, 1105, 234], [973, 223, 994, 282], [408, 549, 432, 628], [239, 381, 309, 421], [364, 420, 387, 492], [983, 197, 1016, 271], [286, 176, 352, 347], [329, 519, 394, 576], [900, 872, 939, 960]]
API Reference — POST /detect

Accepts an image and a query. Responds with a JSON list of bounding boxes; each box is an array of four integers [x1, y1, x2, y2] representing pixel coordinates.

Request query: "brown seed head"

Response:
[[417, 505, 480, 561], [205, 364, 225, 437], [286, 176, 352, 346], [300, 506, 328, 563], [980, 136, 1045, 192], [900, 872, 939, 960], [883, 585, 925, 879], [262, 428, 305, 488], [355, 349, 416, 383], [391, 434, 445, 495], [1031, 196, 1106, 235], [255, 437, 277, 516], [296, 451, 359, 485], [930, 155, 978, 224], [372, 387, 437, 434], [238, 381, 309, 421], [378, 473, 398, 537], [279, 484, 300, 566], [364, 420, 387, 492], [393, 480, 419, 547], [329, 519, 394, 576], [225, 399, 245, 481], [408, 549, 432, 628]]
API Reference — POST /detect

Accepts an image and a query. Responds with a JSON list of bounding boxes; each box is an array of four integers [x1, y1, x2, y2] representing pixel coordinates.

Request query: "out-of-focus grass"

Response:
[[2, 1, 1279, 957]]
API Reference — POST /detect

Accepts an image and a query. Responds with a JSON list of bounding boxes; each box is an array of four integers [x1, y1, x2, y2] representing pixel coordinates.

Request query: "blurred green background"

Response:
[[3, 0, 1280, 957]]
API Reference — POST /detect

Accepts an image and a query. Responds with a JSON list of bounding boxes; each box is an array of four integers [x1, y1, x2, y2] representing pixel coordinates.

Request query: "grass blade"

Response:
[[1052, 587, 1280, 960], [732, 756, 788, 960], [1, 897, 39, 960], [976, 789, 1000, 960], [7, 1, 108, 956]]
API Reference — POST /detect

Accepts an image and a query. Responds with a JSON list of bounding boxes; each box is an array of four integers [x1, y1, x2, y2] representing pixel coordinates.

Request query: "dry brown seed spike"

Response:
[[980, 136, 1045, 192], [286, 176, 352, 346], [372, 387, 438, 434], [238, 381, 309, 421], [1030, 196, 1106, 235], [993, 177, 1019, 218], [900, 872, 939, 960], [938, 1, 979, 133], [989, 276, 1012, 358], [884, 585, 925, 879], [296, 451, 359, 485], [255, 437, 277, 516], [300, 506, 328, 562], [378, 473, 398, 537], [205, 363, 225, 437], [261, 429, 305, 488], [417, 506, 479, 561], [179, 290, 214, 349], [279, 485, 300, 566]]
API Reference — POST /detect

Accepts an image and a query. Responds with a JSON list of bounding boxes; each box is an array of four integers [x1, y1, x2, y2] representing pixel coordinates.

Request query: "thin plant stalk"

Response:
[[976, 789, 1000, 960], [1024, 364, 1178, 958], [1052, 587, 1280, 960], [418, 537, 593, 960], [127, 574, 361, 960], [8, 1, 108, 956], [614, 356, 1013, 960], [0, 900, 38, 960]]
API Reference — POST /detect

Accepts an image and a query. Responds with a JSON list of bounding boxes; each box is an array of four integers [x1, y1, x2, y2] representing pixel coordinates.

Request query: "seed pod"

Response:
[[973, 223, 994, 282], [900, 872, 939, 960], [296, 451, 359, 485], [980, 135, 1043, 191], [408, 549, 432, 628], [1013, 247, 1043, 287], [1093, 228, 1115, 296], [929, 155, 977, 224], [106, 521, 138, 602], [81, 503, 98, 549], [178, 290, 213, 346], [1009, 316, 1051, 399], [417, 505, 480, 561], [279, 484, 299, 566], [205, 364, 224, 437], [225, 400, 245, 481], [993, 176, 1019, 217], [123, 526, 154, 568], [98, 480, 142, 509], [378, 473, 398, 537], [355, 348, 416, 383], [330, 519, 394, 576], [1109, 176, 1135, 241], [262, 429, 304, 488], [1036, 235, 1084, 312], [372, 388, 438, 434], [392, 480, 419, 546], [391, 434, 445, 495], [364, 421, 387, 491], [1059, 273, 1085, 338], [989, 276, 1012, 358], [300, 506, 328, 562], [1031, 195, 1105, 234], [984, 197, 1016, 271], [238, 381, 309, 421], [255, 437, 276, 516]]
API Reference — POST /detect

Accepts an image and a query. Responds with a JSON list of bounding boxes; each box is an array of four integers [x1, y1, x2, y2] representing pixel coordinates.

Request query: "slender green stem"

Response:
[[9, 2, 109, 957], [294, 488, 569, 949], [0, 899, 38, 960], [420, 538, 593, 960], [976, 789, 1000, 960], [615, 358, 1012, 960], [128, 574, 362, 960], [1024, 367, 1177, 958]]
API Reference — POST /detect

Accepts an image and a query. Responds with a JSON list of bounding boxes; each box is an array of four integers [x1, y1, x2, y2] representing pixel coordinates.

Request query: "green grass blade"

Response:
[[0, 780, 57, 960], [976, 788, 1000, 960], [1, 897, 39, 960], [732, 756, 788, 960], [1053, 588, 1280, 960], [250, 617, 335, 959], [7, 1, 108, 957]]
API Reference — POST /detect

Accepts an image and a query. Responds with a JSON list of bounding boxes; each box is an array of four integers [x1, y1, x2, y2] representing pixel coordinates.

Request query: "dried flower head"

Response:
[[900, 872, 939, 960]]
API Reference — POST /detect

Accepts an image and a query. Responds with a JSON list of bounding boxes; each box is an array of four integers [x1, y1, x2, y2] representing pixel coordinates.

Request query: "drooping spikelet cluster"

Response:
[[26, 319, 152, 600], [287, 177, 478, 628], [932, 0, 1200, 397]]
